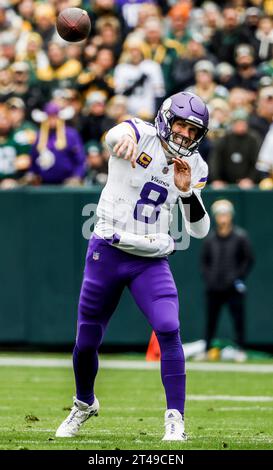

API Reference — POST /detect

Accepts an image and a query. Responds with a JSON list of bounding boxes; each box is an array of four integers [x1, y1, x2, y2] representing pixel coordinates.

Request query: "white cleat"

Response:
[[55, 396, 99, 437], [162, 409, 187, 441]]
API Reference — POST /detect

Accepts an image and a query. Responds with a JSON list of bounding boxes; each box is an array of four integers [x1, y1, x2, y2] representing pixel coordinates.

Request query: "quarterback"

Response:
[[56, 92, 210, 441]]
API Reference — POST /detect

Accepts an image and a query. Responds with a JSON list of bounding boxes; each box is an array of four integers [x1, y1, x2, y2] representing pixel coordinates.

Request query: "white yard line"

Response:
[[0, 357, 273, 373], [187, 395, 273, 402]]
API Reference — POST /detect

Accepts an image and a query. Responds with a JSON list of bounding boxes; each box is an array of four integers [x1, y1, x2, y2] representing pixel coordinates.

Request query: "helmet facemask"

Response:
[[159, 111, 208, 157], [155, 93, 209, 157]]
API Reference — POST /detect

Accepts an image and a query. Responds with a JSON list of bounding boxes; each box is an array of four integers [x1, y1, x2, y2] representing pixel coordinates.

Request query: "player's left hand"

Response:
[[172, 157, 191, 192]]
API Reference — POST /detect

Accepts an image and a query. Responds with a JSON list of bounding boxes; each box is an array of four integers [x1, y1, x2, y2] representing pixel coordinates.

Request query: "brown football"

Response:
[[56, 7, 91, 42]]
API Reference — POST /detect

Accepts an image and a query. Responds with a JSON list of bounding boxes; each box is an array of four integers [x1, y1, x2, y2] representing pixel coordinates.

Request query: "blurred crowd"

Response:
[[0, 0, 273, 189]]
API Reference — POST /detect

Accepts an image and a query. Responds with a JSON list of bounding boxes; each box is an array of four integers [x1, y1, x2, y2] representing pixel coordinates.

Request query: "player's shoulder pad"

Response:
[[193, 152, 208, 190], [122, 118, 157, 142]]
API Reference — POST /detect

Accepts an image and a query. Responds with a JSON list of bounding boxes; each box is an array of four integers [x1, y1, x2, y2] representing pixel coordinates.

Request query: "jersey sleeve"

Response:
[[104, 119, 142, 156], [192, 156, 208, 191]]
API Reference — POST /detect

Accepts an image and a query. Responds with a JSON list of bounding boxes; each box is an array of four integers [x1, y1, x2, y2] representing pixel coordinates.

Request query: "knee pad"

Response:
[[76, 322, 103, 353]]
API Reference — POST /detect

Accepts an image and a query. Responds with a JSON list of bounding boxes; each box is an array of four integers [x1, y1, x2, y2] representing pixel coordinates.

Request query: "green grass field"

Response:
[[1, 354, 273, 450]]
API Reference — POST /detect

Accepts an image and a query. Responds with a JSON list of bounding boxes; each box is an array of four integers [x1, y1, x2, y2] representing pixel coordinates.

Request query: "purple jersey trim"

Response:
[[199, 176, 207, 182], [124, 120, 140, 143]]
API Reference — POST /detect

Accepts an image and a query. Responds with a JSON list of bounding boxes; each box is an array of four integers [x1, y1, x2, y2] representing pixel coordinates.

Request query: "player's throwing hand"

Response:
[[113, 134, 138, 168], [173, 157, 191, 192]]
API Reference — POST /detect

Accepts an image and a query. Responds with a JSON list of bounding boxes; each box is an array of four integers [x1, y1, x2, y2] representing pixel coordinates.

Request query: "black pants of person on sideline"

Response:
[[205, 288, 245, 351]]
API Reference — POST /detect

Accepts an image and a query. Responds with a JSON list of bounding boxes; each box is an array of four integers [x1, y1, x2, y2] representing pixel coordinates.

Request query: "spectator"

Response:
[[248, 85, 273, 140], [88, 0, 128, 40], [7, 96, 37, 173], [208, 97, 231, 141], [215, 62, 235, 89], [16, 32, 49, 85], [33, 3, 56, 50], [170, 34, 217, 93], [186, 60, 229, 103], [10, 61, 46, 119], [77, 47, 115, 101], [52, 88, 83, 130], [209, 109, 261, 189], [116, 0, 156, 30], [17, 0, 36, 33], [141, 17, 183, 94], [253, 15, 273, 63], [0, 1, 21, 38], [0, 31, 17, 64], [167, 2, 192, 51], [208, 6, 250, 65], [0, 57, 13, 103], [78, 91, 116, 144], [0, 103, 30, 189], [28, 102, 86, 185], [136, 2, 162, 33], [228, 87, 252, 113], [93, 15, 123, 61], [228, 44, 261, 94], [84, 140, 108, 186], [201, 1, 223, 44], [106, 95, 130, 123], [256, 123, 273, 188], [114, 37, 165, 120], [37, 42, 82, 93], [241, 7, 262, 48], [201, 199, 254, 358]]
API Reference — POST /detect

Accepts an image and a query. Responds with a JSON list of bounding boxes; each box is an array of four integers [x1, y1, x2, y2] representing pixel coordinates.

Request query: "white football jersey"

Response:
[[95, 118, 208, 257]]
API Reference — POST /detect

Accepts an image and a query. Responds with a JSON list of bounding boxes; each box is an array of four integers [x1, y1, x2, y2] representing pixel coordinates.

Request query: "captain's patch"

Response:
[[136, 152, 152, 168]]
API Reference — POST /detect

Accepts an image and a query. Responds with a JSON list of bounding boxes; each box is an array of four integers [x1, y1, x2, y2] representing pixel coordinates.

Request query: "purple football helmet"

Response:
[[155, 92, 209, 157]]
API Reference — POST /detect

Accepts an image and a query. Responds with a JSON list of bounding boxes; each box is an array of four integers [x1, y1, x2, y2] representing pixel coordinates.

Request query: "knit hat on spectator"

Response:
[[86, 91, 106, 106], [6, 97, 25, 109], [168, 2, 191, 20], [86, 140, 102, 155], [211, 200, 234, 216], [245, 7, 261, 18], [0, 0, 10, 9], [235, 44, 254, 59], [0, 31, 17, 46], [259, 86, 273, 99], [31, 101, 74, 152], [10, 62, 30, 73], [194, 60, 215, 75], [259, 76, 273, 88], [216, 62, 235, 80], [0, 57, 9, 70]]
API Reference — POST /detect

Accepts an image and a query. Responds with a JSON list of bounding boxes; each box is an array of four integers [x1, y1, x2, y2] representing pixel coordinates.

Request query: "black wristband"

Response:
[[180, 192, 206, 223]]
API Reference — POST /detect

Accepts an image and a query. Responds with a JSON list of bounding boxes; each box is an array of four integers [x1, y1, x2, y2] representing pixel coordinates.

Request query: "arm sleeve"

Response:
[[178, 189, 210, 239]]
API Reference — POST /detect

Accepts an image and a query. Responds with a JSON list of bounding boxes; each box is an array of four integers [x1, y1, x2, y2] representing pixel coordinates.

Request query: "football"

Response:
[[56, 7, 91, 42]]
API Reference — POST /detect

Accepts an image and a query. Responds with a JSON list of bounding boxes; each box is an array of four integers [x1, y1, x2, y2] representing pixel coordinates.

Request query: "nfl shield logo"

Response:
[[162, 166, 169, 174], [93, 251, 100, 261]]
